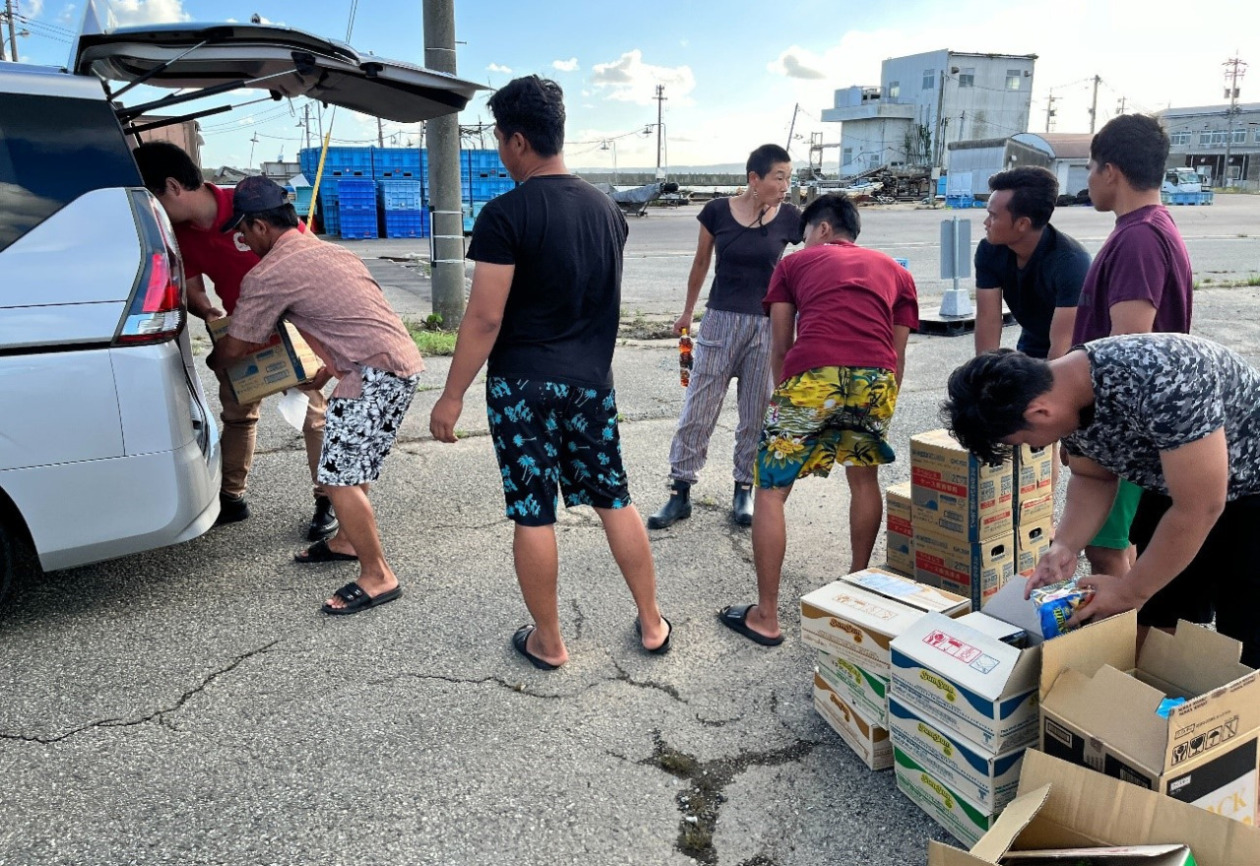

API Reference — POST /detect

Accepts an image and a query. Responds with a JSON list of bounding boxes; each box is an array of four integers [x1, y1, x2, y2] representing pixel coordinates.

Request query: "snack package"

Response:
[[1030, 580, 1095, 639]]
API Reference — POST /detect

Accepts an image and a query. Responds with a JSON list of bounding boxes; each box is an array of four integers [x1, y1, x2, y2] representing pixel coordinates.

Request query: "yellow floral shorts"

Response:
[[754, 366, 899, 488]]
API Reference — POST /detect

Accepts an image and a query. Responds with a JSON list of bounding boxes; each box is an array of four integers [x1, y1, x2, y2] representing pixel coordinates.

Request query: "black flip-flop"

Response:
[[321, 581, 402, 615], [634, 615, 673, 655], [295, 538, 358, 564], [512, 624, 560, 671], [717, 603, 784, 647]]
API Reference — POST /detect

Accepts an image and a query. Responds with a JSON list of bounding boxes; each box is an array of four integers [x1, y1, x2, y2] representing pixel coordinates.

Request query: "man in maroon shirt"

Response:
[[134, 143, 335, 541], [1068, 115, 1194, 587], [718, 194, 919, 647]]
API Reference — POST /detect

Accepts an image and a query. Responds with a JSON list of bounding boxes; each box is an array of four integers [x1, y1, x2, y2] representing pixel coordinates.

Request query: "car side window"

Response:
[[0, 93, 141, 252]]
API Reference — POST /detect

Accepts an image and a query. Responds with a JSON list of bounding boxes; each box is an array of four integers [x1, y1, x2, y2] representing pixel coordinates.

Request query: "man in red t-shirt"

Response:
[[134, 142, 335, 541], [718, 193, 919, 647]]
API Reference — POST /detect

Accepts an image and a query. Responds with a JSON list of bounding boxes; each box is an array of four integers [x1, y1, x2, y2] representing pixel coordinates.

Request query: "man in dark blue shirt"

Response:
[[973, 166, 1091, 361]]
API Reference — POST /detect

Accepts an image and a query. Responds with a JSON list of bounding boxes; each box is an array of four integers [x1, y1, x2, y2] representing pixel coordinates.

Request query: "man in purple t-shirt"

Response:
[[1070, 114, 1194, 608]]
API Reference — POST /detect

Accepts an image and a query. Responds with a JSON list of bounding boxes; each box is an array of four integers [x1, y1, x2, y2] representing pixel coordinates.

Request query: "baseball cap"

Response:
[[221, 175, 290, 232]]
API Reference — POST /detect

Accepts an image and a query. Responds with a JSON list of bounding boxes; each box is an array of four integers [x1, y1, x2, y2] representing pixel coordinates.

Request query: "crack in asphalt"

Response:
[[0, 640, 280, 744], [643, 730, 822, 866], [570, 598, 587, 641], [609, 655, 683, 703]]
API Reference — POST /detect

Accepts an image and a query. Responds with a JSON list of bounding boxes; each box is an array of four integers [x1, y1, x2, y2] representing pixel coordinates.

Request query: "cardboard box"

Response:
[[888, 482, 915, 576], [915, 525, 1015, 609], [927, 750, 1260, 866], [911, 428, 1014, 542], [1015, 519, 1053, 578], [1038, 612, 1260, 825], [816, 649, 888, 727], [1017, 493, 1054, 528], [801, 569, 970, 676], [890, 582, 1043, 752], [814, 672, 892, 771], [896, 745, 997, 847], [889, 695, 1026, 812], [956, 612, 1027, 649], [1013, 444, 1052, 524], [207, 316, 321, 403], [1001, 845, 1195, 864]]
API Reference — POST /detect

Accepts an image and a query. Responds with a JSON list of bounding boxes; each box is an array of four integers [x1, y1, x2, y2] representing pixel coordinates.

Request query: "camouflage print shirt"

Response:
[[1062, 333, 1260, 499]]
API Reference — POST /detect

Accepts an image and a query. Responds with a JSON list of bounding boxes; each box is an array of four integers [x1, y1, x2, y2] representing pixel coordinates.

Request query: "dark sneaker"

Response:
[[732, 483, 753, 527], [214, 492, 250, 527], [306, 495, 339, 541], [647, 480, 692, 529]]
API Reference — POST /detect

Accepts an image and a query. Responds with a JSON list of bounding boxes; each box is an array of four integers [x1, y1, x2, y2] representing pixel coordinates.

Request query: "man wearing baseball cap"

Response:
[[209, 176, 425, 616]]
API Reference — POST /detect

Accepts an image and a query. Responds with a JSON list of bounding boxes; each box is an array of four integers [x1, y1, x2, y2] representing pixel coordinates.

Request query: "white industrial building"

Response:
[[1159, 102, 1260, 189], [946, 132, 1092, 198], [821, 49, 1036, 177]]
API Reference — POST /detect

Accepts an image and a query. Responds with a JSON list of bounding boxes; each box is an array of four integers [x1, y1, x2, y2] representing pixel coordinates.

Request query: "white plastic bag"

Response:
[[276, 389, 309, 431]]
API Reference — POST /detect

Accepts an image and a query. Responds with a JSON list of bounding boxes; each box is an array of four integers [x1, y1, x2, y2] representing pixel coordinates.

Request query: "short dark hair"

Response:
[[800, 193, 861, 241], [987, 166, 1059, 229], [487, 75, 565, 157], [942, 349, 1054, 464], [747, 144, 792, 179], [1090, 114, 1169, 191], [244, 204, 300, 231], [133, 141, 202, 195]]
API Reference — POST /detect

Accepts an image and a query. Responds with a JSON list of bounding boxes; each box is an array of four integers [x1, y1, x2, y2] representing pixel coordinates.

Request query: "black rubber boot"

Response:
[[732, 482, 754, 527], [214, 491, 250, 527], [647, 480, 692, 529], [306, 495, 339, 541]]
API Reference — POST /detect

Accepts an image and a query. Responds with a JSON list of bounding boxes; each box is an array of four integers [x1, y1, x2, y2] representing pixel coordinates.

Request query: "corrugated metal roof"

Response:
[[1159, 103, 1260, 117], [1011, 132, 1093, 159]]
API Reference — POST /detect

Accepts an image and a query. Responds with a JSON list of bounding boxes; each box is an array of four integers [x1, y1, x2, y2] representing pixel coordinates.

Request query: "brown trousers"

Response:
[[217, 369, 327, 500]]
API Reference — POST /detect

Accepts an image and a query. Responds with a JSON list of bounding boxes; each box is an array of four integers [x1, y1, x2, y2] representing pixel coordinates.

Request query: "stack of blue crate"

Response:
[[336, 178, 379, 239], [379, 179, 426, 238]]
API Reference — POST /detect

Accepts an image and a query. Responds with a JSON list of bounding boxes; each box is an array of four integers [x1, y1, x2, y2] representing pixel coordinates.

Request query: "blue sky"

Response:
[[11, 0, 1259, 171]]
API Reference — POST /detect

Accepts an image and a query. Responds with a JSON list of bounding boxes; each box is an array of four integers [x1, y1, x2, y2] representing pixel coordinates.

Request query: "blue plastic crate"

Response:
[[339, 209, 379, 240], [320, 200, 340, 236], [378, 179, 422, 211], [374, 148, 424, 179], [384, 208, 429, 238], [336, 178, 378, 212]]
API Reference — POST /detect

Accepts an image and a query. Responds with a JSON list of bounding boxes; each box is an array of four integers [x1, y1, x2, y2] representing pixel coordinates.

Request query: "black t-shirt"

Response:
[[973, 223, 1090, 358], [700, 197, 802, 316], [467, 175, 628, 388]]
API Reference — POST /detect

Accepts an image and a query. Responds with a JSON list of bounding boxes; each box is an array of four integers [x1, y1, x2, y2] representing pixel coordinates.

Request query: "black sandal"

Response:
[[294, 538, 358, 563], [321, 581, 402, 615]]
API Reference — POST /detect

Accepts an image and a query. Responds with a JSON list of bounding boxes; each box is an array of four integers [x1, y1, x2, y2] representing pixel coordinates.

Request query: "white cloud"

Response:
[[591, 50, 695, 106], [552, 57, 579, 72], [768, 46, 827, 81], [107, 0, 191, 28], [25, 0, 45, 17], [487, 62, 512, 74]]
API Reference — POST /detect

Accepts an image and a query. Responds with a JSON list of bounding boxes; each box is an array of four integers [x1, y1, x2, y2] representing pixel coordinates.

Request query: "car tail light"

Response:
[[114, 191, 187, 345]]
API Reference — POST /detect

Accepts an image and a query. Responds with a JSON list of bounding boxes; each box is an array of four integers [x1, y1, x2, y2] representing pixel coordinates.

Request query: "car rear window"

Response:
[[0, 93, 142, 253]]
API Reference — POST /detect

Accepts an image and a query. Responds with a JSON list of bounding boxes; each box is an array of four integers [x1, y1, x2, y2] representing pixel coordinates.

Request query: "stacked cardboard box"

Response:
[[1038, 610, 1260, 826], [1012, 444, 1053, 577], [886, 482, 914, 577], [889, 582, 1046, 846], [910, 429, 1016, 607], [801, 568, 969, 771]]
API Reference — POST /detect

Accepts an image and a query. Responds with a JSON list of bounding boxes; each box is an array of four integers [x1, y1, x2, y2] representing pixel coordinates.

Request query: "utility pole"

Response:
[[1222, 55, 1247, 189], [303, 104, 311, 152], [1088, 74, 1101, 133], [1116, 96, 1126, 115], [935, 69, 947, 171], [377, 116, 385, 148], [424, 0, 466, 328], [653, 84, 667, 179], [785, 103, 800, 152], [1045, 93, 1056, 133], [4, 0, 19, 63]]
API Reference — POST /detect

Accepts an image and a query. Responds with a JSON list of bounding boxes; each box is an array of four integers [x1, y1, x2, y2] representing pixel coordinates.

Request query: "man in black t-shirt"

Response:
[[943, 334, 1260, 666], [430, 75, 670, 671], [974, 167, 1090, 361]]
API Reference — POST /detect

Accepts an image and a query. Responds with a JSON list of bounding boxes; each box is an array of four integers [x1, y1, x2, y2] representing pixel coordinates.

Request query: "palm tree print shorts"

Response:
[[486, 377, 631, 526], [318, 366, 421, 487], [754, 366, 899, 489]]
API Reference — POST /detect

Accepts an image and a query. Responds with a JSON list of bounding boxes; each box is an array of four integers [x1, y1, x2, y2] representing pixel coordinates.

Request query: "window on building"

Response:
[[1006, 70, 1022, 90], [1232, 128, 1247, 144], [1170, 132, 1190, 146], [888, 81, 900, 99], [1213, 131, 1227, 146], [923, 69, 934, 90], [1255, 127, 1260, 143], [842, 147, 853, 165], [958, 67, 975, 88]]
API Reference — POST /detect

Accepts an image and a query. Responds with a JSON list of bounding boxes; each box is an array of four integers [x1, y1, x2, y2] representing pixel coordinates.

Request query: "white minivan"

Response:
[[0, 11, 482, 602]]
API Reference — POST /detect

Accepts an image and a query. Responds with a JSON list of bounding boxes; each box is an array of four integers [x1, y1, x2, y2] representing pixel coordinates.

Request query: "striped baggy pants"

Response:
[[666, 308, 774, 486]]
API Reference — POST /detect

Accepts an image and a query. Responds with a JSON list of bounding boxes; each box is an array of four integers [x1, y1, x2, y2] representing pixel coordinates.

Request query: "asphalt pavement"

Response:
[[2, 196, 1260, 866]]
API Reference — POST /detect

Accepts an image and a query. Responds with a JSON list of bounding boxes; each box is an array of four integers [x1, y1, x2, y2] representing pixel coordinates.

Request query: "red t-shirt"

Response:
[[763, 240, 919, 383], [174, 183, 305, 314]]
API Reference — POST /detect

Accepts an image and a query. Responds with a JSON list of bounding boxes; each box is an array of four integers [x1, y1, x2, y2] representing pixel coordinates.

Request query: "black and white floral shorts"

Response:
[[318, 366, 419, 487]]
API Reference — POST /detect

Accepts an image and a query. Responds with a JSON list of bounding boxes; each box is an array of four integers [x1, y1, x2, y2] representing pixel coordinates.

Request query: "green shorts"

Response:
[[1089, 478, 1142, 549]]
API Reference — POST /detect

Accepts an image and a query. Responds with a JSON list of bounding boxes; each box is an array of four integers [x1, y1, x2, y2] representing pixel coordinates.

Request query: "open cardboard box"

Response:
[[207, 316, 321, 403], [1038, 612, 1260, 825], [928, 750, 1260, 865], [1000, 844, 1194, 864]]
